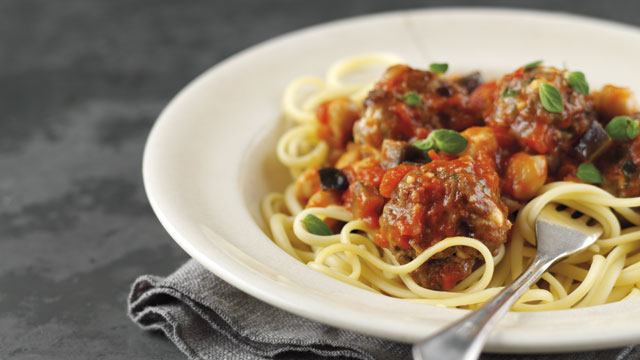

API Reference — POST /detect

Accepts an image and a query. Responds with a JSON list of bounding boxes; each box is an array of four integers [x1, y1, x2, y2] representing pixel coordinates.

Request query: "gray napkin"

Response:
[[128, 259, 639, 360]]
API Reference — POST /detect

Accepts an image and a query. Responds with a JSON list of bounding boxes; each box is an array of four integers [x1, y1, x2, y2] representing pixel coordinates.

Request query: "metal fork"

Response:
[[412, 203, 604, 360]]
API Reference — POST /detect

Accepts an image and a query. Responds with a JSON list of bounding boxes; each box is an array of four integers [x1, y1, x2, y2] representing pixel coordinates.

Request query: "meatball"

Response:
[[377, 156, 511, 290], [477, 66, 597, 155], [353, 65, 482, 147]]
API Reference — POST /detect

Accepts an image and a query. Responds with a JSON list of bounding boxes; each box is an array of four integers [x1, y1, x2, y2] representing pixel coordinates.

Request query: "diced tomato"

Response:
[[518, 121, 552, 154], [316, 101, 330, 124], [469, 80, 498, 118], [316, 124, 332, 144], [440, 267, 467, 291], [315, 101, 333, 145], [556, 157, 579, 182], [374, 232, 389, 248], [427, 149, 443, 161], [342, 157, 385, 188], [316, 98, 361, 164], [511, 67, 525, 79], [349, 182, 385, 229], [390, 102, 418, 139], [414, 126, 430, 140], [379, 164, 418, 198]]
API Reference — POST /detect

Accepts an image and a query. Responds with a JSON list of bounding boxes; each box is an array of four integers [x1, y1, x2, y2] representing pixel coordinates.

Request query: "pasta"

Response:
[[261, 54, 640, 310]]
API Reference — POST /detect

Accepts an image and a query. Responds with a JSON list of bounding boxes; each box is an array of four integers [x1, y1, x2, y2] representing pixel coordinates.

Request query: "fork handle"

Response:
[[412, 255, 555, 360]]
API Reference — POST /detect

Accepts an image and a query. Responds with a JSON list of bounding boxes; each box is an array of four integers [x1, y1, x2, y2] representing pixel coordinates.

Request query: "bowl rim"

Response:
[[143, 7, 640, 353]]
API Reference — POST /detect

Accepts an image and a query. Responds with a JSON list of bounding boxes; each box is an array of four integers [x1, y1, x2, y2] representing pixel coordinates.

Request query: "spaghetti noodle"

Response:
[[261, 54, 640, 310]]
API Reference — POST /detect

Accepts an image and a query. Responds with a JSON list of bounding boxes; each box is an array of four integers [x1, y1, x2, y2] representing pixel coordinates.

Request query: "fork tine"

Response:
[[535, 203, 603, 259]]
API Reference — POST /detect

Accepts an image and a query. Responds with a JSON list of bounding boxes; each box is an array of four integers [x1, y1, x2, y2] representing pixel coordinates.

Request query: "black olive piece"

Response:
[[436, 86, 453, 97], [318, 167, 349, 192]]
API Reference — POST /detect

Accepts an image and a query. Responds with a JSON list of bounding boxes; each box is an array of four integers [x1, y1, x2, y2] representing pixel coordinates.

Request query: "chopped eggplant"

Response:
[[545, 153, 562, 174], [380, 140, 407, 170], [404, 145, 430, 164], [349, 182, 385, 228], [622, 159, 637, 188], [574, 120, 613, 161], [318, 167, 349, 191], [380, 139, 429, 170], [454, 72, 483, 94]]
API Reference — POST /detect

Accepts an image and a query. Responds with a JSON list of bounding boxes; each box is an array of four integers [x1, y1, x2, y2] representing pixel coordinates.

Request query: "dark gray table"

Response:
[[2, 1, 639, 359]]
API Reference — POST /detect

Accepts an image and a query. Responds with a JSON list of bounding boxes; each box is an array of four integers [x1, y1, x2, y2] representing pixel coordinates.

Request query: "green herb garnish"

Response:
[[431, 129, 468, 154], [414, 129, 468, 156], [398, 91, 421, 106], [577, 163, 603, 184], [413, 137, 436, 153], [429, 63, 448, 74], [302, 214, 333, 236], [539, 83, 564, 113], [567, 71, 589, 95], [523, 60, 543, 70], [502, 88, 517, 98], [605, 116, 639, 141]]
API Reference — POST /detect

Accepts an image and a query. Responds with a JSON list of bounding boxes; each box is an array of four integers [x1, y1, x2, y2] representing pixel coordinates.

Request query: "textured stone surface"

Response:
[[2, 1, 640, 359]]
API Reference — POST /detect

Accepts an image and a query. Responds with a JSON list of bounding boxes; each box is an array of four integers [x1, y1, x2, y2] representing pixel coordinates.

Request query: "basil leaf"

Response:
[[568, 71, 589, 95], [523, 60, 543, 70], [302, 214, 333, 236], [577, 163, 603, 184], [412, 138, 435, 162], [429, 63, 448, 74], [502, 88, 517, 98], [413, 137, 436, 152], [539, 83, 564, 113], [398, 91, 421, 106], [414, 129, 468, 156], [429, 129, 468, 154], [605, 116, 640, 141]]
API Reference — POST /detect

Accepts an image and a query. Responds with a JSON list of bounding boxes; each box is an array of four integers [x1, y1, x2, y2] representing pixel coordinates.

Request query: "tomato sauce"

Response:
[[300, 63, 639, 290]]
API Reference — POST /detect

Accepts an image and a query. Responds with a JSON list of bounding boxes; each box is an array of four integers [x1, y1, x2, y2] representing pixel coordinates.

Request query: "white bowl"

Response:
[[143, 8, 640, 353]]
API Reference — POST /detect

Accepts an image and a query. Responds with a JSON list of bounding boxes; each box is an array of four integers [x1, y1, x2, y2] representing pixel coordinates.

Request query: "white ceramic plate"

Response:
[[143, 8, 640, 353]]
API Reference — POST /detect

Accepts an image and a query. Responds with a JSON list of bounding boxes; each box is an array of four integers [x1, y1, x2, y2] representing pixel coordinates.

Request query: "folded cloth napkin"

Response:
[[128, 259, 639, 360]]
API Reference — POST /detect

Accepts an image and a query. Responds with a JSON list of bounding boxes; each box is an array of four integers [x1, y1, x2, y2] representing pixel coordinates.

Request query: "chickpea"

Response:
[[306, 190, 341, 208], [503, 152, 547, 201], [294, 167, 320, 204], [596, 85, 639, 121], [334, 143, 362, 169], [461, 127, 499, 159]]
